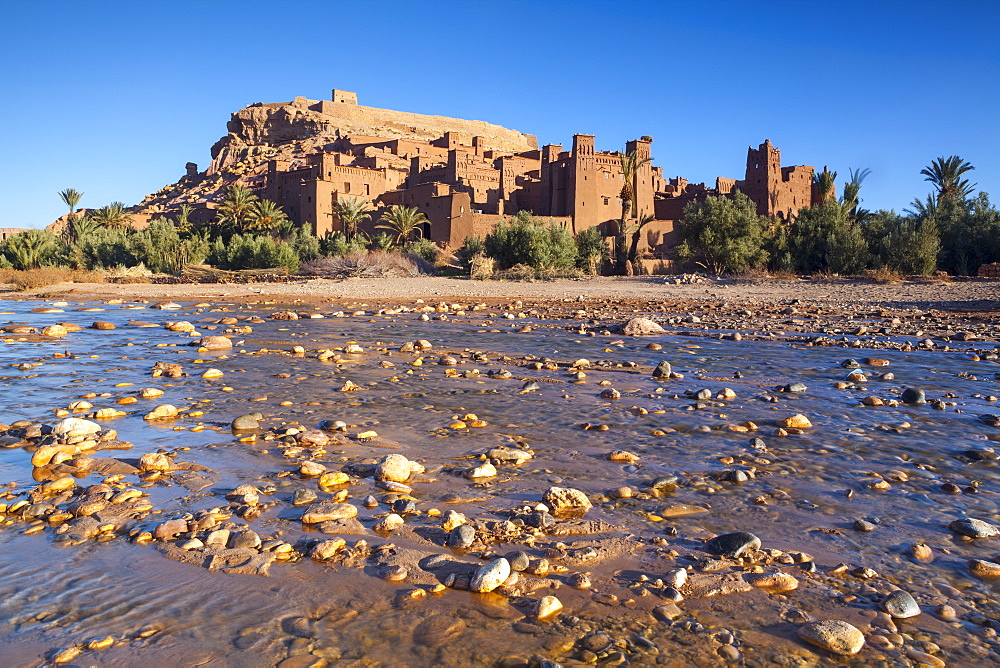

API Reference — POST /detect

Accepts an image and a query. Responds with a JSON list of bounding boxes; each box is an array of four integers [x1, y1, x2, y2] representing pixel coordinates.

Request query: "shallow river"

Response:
[[1, 297, 999, 667]]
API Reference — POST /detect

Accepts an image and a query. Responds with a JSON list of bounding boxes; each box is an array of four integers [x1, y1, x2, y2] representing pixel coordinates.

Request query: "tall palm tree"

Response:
[[625, 212, 656, 275], [841, 167, 872, 219], [333, 196, 370, 241], [90, 202, 133, 231], [58, 188, 83, 220], [813, 168, 838, 201], [247, 198, 290, 233], [217, 184, 259, 232], [376, 205, 429, 244], [174, 204, 194, 236], [61, 214, 101, 246], [921, 156, 976, 201], [616, 149, 652, 274]]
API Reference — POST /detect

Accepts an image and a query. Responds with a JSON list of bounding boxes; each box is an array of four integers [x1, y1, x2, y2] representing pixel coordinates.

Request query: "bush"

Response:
[[483, 211, 576, 271], [402, 238, 439, 264], [79, 227, 138, 270], [291, 226, 321, 263], [676, 193, 770, 274], [210, 234, 300, 272], [130, 218, 210, 274], [574, 226, 608, 273], [789, 202, 869, 274], [299, 251, 430, 278], [369, 232, 395, 251], [0, 229, 63, 270], [456, 236, 484, 272], [320, 231, 368, 256]]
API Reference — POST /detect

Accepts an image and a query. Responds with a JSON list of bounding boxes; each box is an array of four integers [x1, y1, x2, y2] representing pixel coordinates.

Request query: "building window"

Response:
[[603, 197, 610, 205], [344, 182, 351, 192]]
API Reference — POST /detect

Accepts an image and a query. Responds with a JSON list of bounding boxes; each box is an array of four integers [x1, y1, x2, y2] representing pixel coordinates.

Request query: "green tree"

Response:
[[376, 205, 429, 244], [675, 192, 770, 274], [921, 155, 976, 201], [864, 210, 940, 275], [246, 198, 290, 233], [217, 184, 259, 233], [813, 168, 837, 201], [483, 211, 576, 271], [333, 197, 370, 241], [130, 218, 210, 274], [790, 201, 869, 274], [574, 226, 608, 274], [58, 188, 83, 220], [90, 202, 133, 231], [841, 167, 872, 220], [0, 229, 61, 270], [616, 150, 652, 274], [174, 204, 194, 236]]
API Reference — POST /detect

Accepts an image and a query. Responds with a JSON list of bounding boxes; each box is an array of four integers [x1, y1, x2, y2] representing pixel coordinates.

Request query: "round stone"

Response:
[[901, 388, 926, 405], [881, 589, 920, 619], [798, 620, 865, 655], [470, 558, 511, 593], [448, 524, 476, 549], [704, 531, 761, 557]]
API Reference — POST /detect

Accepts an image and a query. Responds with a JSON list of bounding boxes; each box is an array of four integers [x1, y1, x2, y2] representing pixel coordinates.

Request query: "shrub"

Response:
[[483, 211, 576, 270], [79, 227, 137, 270], [0, 229, 63, 270], [130, 218, 210, 273], [574, 226, 608, 273], [676, 193, 770, 274], [469, 253, 494, 280], [789, 202, 869, 274], [369, 232, 395, 251], [456, 236, 484, 272], [320, 231, 368, 256], [402, 238, 439, 264], [299, 251, 430, 278], [210, 234, 300, 272], [0, 268, 104, 290]]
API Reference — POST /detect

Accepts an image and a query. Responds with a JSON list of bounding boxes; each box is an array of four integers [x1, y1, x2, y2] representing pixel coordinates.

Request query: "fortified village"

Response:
[[98, 89, 826, 265]]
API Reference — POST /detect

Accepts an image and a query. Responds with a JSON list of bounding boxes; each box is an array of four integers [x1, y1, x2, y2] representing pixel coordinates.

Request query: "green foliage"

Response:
[[332, 197, 370, 240], [863, 211, 940, 275], [369, 232, 395, 251], [216, 184, 259, 233], [209, 234, 300, 272], [574, 226, 607, 273], [789, 202, 869, 274], [130, 218, 210, 274], [0, 229, 62, 270], [89, 202, 133, 230], [676, 192, 770, 274], [320, 230, 369, 256], [246, 198, 290, 233], [931, 192, 1000, 275], [921, 155, 976, 201], [290, 225, 321, 263], [376, 205, 429, 244], [456, 236, 484, 272], [402, 238, 439, 264], [58, 188, 83, 215], [79, 227, 137, 269], [483, 211, 577, 271]]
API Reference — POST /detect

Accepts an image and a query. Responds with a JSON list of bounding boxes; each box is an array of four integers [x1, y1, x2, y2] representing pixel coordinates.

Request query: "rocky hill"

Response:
[[129, 93, 538, 221]]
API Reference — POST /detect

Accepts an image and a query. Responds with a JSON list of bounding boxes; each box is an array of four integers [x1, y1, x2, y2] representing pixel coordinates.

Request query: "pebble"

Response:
[[231, 413, 263, 430], [470, 558, 511, 593], [507, 550, 530, 572], [781, 414, 812, 429], [910, 542, 934, 563], [448, 524, 476, 549], [299, 461, 327, 476], [901, 388, 927, 405], [53, 417, 101, 437], [311, 538, 346, 560], [542, 486, 592, 517], [652, 361, 672, 378], [968, 559, 1000, 579], [144, 404, 178, 420], [375, 453, 412, 483], [536, 595, 563, 621], [881, 589, 920, 618], [374, 513, 404, 532], [704, 531, 761, 557], [301, 501, 358, 524], [745, 571, 799, 593], [797, 619, 865, 655], [197, 336, 233, 350]]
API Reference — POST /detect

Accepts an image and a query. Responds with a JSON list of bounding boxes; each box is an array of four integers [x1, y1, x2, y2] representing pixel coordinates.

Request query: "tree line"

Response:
[[675, 156, 999, 276]]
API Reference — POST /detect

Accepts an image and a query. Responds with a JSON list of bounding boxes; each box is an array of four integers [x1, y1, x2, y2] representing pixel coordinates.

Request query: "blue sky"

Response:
[[2, 0, 998, 228]]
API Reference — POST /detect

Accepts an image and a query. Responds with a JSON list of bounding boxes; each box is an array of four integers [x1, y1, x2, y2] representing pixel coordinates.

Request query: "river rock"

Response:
[[299, 460, 327, 476], [448, 524, 476, 548], [745, 571, 799, 593], [901, 388, 927, 405], [228, 528, 261, 549], [798, 620, 865, 655], [231, 413, 263, 431], [311, 538, 346, 560], [301, 501, 358, 524], [53, 417, 101, 437], [704, 531, 761, 557], [375, 453, 412, 483], [881, 589, 920, 618], [196, 336, 233, 350], [470, 557, 511, 593], [41, 325, 68, 337], [138, 452, 172, 472], [536, 595, 563, 621], [652, 361, 672, 378], [144, 404, 178, 420], [780, 414, 812, 429], [969, 559, 1000, 579], [782, 382, 808, 393], [542, 486, 592, 517], [622, 318, 665, 336], [949, 517, 1000, 538]]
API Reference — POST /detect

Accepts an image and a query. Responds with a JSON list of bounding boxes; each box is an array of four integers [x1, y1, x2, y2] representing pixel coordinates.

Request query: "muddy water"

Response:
[[1, 299, 1000, 666]]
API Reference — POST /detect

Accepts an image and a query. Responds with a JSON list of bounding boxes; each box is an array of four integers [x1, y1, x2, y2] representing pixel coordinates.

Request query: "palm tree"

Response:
[[626, 212, 656, 275], [90, 202, 133, 230], [921, 156, 976, 201], [58, 188, 83, 220], [616, 149, 652, 274], [217, 184, 259, 232], [61, 214, 101, 246], [376, 205, 429, 244], [813, 168, 838, 201], [333, 196, 370, 241], [5, 229, 60, 270], [174, 204, 194, 236], [841, 167, 872, 219], [273, 217, 302, 242], [246, 198, 290, 233]]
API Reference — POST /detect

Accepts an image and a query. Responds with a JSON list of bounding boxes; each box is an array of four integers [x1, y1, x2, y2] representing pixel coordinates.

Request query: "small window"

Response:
[[344, 182, 351, 192], [603, 197, 610, 205]]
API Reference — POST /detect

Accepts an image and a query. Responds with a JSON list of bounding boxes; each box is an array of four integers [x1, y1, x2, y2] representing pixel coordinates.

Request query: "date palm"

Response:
[[921, 156, 976, 201], [333, 196, 370, 241], [841, 167, 871, 220], [247, 199, 290, 233], [217, 184, 259, 232], [174, 204, 194, 236], [58, 188, 83, 220], [376, 205, 429, 244], [90, 202, 133, 230], [616, 150, 651, 274]]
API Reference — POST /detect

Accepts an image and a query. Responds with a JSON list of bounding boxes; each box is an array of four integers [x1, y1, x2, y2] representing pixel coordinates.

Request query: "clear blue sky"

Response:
[[2, 0, 998, 229]]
